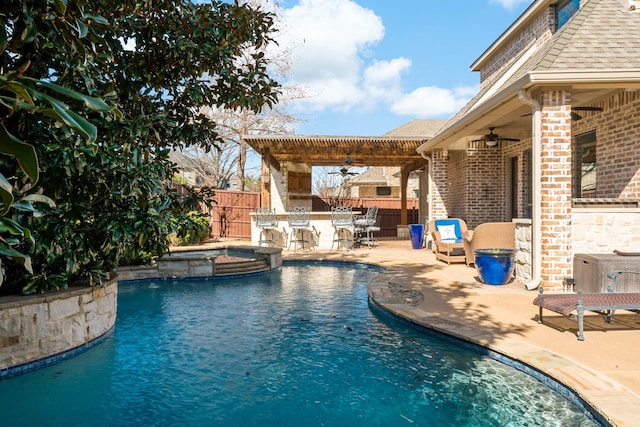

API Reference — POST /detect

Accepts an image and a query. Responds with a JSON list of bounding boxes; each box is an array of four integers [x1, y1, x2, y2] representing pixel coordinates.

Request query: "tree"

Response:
[[313, 167, 355, 207], [196, 0, 307, 191], [1, 0, 280, 294], [0, 0, 120, 290]]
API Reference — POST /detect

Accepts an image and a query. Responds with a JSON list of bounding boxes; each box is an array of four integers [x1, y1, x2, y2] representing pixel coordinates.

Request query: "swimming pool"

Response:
[[0, 263, 598, 426]]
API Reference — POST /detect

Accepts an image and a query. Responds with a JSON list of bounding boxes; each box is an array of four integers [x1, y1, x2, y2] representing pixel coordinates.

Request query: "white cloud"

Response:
[[274, 0, 477, 119], [275, 0, 384, 111], [391, 86, 478, 117], [489, 0, 530, 11], [362, 58, 411, 104]]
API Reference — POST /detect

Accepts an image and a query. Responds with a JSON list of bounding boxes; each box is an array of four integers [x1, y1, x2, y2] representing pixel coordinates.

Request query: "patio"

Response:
[[206, 237, 640, 427]]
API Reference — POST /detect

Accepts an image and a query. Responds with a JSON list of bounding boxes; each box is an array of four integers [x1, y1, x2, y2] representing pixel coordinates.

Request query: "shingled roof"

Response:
[[420, 0, 640, 152]]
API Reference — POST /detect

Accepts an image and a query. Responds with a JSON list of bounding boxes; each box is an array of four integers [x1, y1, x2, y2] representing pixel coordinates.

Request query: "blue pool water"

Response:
[[0, 263, 598, 426]]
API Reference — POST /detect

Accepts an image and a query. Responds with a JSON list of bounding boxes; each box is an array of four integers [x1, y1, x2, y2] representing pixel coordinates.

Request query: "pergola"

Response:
[[242, 134, 429, 228]]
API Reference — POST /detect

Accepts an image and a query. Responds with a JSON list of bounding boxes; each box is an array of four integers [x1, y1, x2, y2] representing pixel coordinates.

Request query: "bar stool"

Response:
[[330, 206, 354, 250], [287, 207, 311, 251], [353, 206, 378, 247], [255, 208, 278, 247]]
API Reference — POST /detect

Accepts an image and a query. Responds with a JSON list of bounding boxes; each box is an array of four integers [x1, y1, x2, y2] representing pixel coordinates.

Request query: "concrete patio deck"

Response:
[[271, 238, 640, 427]]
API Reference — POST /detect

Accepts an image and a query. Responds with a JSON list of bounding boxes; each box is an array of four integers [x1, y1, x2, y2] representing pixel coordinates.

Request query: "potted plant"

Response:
[[473, 248, 516, 285]]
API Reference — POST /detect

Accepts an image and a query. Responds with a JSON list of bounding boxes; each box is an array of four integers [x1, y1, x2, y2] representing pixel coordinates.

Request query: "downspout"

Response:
[[518, 89, 542, 290], [420, 151, 433, 227]]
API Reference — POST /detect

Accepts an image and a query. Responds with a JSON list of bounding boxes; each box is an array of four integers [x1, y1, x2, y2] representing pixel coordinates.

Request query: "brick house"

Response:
[[416, 0, 640, 288], [349, 166, 419, 199]]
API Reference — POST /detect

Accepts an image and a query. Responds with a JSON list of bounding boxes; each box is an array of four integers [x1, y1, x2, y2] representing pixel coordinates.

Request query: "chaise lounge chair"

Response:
[[533, 270, 640, 341], [428, 218, 468, 265]]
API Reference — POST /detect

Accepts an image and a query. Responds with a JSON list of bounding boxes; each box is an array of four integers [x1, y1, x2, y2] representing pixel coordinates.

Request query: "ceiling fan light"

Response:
[[485, 139, 498, 147], [342, 156, 353, 168]]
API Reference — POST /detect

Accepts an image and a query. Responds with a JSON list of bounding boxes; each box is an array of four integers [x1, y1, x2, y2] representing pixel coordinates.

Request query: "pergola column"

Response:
[[400, 165, 410, 227], [261, 148, 271, 208]]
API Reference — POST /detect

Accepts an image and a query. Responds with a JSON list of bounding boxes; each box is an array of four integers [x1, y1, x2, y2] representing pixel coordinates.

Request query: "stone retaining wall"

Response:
[[0, 281, 117, 375]]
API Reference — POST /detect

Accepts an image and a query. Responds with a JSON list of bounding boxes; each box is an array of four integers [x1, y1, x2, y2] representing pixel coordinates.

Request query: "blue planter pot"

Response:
[[474, 248, 516, 285], [409, 224, 424, 249]]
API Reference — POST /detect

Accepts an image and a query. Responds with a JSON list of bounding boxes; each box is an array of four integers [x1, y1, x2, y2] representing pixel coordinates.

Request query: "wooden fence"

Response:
[[209, 190, 261, 239], [206, 192, 419, 239]]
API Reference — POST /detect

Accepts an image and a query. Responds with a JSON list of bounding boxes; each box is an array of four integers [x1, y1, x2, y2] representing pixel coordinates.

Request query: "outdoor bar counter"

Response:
[[250, 211, 362, 250]]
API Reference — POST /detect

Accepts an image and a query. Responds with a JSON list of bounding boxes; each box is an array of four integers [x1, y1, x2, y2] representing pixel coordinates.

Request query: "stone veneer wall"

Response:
[[572, 208, 640, 254], [514, 220, 533, 286], [0, 281, 117, 374]]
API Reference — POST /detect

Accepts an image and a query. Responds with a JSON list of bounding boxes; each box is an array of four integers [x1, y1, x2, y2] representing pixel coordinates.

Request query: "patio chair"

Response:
[[463, 222, 516, 267], [330, 206, 354, 250], [428, 218, 468, 264], [353, 206, 379, 246], [255, 207, 279, 247], [288, 207, 311, 251]]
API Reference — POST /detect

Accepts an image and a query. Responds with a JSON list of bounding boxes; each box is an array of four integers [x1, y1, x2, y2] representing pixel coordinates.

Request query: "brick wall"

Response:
[[539, 90, 573, 287], [572, 90, 640, 198], [464, 142, 506, 228], [430, 150, 449, 219], [447, 150, 468, 221], [504, 139, 533, 219], [479, 7, 554, 88]]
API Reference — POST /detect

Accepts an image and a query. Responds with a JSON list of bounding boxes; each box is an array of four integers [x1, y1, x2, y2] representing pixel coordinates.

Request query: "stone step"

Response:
[[214, 259, 270, 276]]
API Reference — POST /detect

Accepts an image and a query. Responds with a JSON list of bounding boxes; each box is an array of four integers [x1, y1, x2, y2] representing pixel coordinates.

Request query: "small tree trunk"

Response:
[[236, 107, 248, 191]]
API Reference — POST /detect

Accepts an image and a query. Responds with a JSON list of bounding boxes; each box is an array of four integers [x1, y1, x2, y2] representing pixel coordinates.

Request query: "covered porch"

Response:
[[416, 1, 640, 289], [243, 133, 434, 248]]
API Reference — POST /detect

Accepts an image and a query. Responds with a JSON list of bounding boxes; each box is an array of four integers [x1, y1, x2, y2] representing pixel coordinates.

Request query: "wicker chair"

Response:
[[463, 222, 516, 267], [428, 218, 468, 264]]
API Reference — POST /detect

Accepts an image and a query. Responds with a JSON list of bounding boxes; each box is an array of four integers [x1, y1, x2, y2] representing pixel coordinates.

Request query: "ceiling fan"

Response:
[[521, 106, 603, 121], [471, 127, 520, 147], [328, 166, 359, 177], [570, 106, 603, 121], [328, 155, 359, 177]]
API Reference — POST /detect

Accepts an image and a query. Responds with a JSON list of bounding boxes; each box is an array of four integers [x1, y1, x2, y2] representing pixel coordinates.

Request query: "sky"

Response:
[[265, 0, 533, 136]]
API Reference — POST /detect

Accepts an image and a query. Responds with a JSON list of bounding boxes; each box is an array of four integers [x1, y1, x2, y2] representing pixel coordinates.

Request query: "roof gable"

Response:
[[519, 0, 640, 74], [423, 0, 640, 150]]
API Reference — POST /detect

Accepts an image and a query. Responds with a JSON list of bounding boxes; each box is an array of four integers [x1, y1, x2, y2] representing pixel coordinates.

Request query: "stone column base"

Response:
[[397, 225, 410, 239]]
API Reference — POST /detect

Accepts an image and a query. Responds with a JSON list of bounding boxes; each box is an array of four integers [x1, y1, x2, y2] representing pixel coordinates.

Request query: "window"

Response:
[[574, 131, 596, 198], [376, 186, 391, 196], [555, 0, 580, 31], [523, 149, 532, 218], [509, 151, 532, 219]]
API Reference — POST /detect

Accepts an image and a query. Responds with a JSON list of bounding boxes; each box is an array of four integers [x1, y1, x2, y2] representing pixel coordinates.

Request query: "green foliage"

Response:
[[0, 1, 120, 288], [1, 0, 280, 294], [171, 211, 211, 246]]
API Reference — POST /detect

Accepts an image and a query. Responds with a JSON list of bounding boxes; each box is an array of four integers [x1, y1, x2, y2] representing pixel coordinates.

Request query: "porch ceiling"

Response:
[[423, 85, 628, 151], [243, 135, 429, 171]]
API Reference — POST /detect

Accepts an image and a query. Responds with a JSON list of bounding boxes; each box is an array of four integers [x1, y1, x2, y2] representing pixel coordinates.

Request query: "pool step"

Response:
[[214, 258, 270, 276]]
